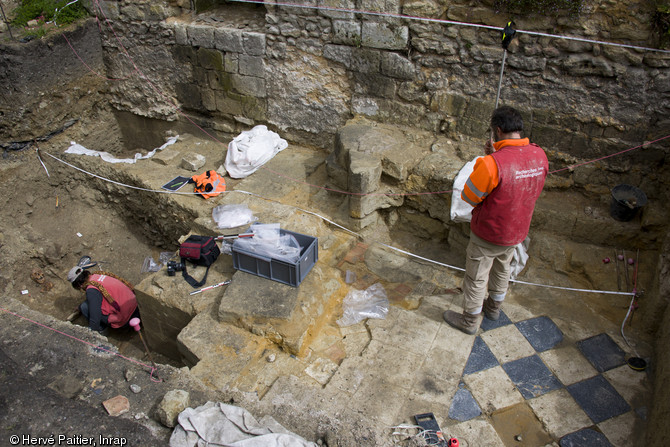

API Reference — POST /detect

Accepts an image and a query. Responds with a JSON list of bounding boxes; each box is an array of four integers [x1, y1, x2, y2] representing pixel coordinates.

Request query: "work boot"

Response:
[[443, 310, 481, 335], [483, 297, 502, 321]]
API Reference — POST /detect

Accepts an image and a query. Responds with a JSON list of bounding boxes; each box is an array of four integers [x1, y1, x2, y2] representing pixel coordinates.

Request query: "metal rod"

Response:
[[615, 249, 621, 291], [0, 1, 14, 41], [494, 49, 507, 109], [137, 331, 158, 373], [623, 250, 630, 292]]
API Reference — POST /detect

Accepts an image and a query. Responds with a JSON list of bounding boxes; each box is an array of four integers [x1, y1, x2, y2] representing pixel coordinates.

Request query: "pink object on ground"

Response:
[[129, 317, 141, 331]]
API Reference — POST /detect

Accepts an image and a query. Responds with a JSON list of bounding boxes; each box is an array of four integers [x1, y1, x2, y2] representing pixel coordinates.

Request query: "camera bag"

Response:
[[179, 235, 220, 288]]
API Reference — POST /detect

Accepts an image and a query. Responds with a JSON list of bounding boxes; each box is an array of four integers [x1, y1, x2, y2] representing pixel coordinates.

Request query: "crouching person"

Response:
[[68, 266, 140, 335]]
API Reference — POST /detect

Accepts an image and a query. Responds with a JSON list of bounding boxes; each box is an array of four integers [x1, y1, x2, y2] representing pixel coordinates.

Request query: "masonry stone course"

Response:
[[214, 28, 244, 52]]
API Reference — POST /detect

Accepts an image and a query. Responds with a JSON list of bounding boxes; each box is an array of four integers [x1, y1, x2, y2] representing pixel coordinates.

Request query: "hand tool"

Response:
[[215, 233, 254, 240], [189, 280, 231, 295], [129, 317, 160, 378]]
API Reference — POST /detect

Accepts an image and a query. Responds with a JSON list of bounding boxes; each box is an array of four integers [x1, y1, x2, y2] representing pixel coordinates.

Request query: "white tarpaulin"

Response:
[[450, 157, 530, 280], [224, 125, 288, 178], [64, 135, 179, 164], [169, 402, 318, 447]]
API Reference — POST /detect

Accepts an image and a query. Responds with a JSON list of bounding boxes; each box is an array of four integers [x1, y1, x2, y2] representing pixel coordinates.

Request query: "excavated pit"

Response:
[[3, 107, 661, 388], [2, 12, 669, 443]]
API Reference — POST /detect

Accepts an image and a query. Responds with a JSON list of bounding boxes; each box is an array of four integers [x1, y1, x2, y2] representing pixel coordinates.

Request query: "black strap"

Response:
[[180, 257, 211, 288]]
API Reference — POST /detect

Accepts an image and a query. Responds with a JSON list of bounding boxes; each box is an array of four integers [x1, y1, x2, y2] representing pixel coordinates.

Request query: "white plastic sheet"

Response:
[[336, 283, 389, 327], [450, 157, 482, 223], [65, 135, 178, 164], [224, 125, 288, 178], [212, 204, 257, 229], [233, 223, 301, 263]]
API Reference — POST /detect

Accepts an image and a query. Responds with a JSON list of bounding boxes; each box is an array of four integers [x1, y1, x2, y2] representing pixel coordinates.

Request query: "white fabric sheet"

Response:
[[169, 402, 318, 447], [65, 135, 178, 164], [224, 125, 287, 178]]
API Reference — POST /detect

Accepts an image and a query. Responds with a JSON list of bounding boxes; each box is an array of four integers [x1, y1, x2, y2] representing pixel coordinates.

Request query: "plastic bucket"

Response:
[[610, 184, 647, 222]]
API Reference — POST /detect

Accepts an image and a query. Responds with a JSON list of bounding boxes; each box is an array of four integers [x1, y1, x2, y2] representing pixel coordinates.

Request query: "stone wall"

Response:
[[94, 1, 669, 167]]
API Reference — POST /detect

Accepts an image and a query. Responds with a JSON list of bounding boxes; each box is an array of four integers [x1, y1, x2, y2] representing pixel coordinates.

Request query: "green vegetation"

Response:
[[493, 0, 583, 17], [653, 0, 670, 48], [11, 0, 89, 27]]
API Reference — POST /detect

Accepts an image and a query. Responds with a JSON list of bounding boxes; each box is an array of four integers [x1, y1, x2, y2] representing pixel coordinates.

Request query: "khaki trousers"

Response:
[[462, 232, 516, 315]]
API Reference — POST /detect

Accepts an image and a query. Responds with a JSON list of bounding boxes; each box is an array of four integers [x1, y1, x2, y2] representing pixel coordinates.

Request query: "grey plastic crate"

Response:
[[231, 229, 318, 287]]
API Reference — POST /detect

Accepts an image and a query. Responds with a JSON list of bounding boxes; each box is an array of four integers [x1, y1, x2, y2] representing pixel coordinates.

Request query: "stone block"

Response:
[[360, 0, 400, 14], [218, 264, 344, 355], [152, 148, 180, 166], [566, 55, 616, 77], [197, 47, 223, 70], [177, 311, 259, 367], [507, 54, 546, 72], [188, 24, 215, 48], [224, 53, 239, 73], [332, 20, 361, 45], [148, 4, 171, 20], [325, 153, 349, 190], [239, 54, 265, 77], [402, 0, 447, 17], [351, 47, 382, 73], [279, 22, 302, 38], [346, 210, 381, 231], [463, 98, 493, 121], [430, 91, 467, 116], [447, 5, 499, 24], [323, 44, 353, 68], [99, 1, 120, 20], [348, 151, 382, 193], [214, 28, 244, 52], [349, 191, 403, 218], [362, 22, 408, 50], [643, 54, 670, 68], [156, 390, 189, 428], [242, 32, 266, 56], [381, 52, 416, 80], [232, 74, 266, 97], [181, 153, 206, 171], [208, 70, 229, 91], [173, 23, 188, 45], [176, 83, 203, 110], [201, 89, 217, 112], [353, 72, 396, 98], [173, 44, 197, 65], [119, 4, 144, 21], [318, 0, 356, 19], [352, 96, 380, 116]]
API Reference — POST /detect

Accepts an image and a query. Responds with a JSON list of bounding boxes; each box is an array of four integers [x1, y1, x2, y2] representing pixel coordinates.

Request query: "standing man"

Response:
[[444, 106, 548, 334], [68, 265, 139, 335]]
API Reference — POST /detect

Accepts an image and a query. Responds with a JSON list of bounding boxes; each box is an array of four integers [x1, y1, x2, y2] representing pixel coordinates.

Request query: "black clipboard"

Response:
[[162, 176, 191, 192]]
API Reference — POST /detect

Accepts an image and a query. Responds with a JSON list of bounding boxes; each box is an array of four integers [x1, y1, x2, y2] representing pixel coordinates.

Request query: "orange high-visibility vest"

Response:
[[192, 170, 226, 199]]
